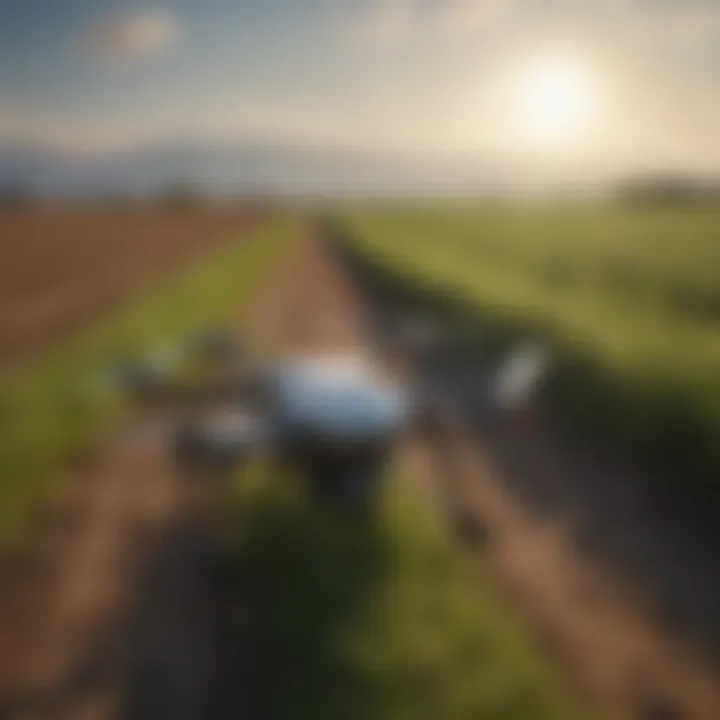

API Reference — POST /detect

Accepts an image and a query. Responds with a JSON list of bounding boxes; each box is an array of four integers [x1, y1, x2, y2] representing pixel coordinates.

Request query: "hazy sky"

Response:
[[0, 0, 719, 177]]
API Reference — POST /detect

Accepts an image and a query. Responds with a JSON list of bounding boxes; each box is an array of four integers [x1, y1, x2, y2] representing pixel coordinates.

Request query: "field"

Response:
[[339, 203, 720, 501], [0, 210, 294, 547], [0, 219, 583, 719], [2, 205, 719, 718], [0, 207, 259, 366]]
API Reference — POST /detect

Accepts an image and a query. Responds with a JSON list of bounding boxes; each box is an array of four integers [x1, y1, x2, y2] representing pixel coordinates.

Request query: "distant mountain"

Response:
[[0, 138, 505, 198], [0, 145, 69, 190]]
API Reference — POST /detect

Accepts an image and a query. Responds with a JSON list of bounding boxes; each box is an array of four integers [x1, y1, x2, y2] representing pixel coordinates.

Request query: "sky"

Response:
[[0, 0, 719, 184]]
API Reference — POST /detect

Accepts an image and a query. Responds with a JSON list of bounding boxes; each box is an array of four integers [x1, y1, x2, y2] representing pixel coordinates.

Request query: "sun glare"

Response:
[[516, 58, 598, 144]]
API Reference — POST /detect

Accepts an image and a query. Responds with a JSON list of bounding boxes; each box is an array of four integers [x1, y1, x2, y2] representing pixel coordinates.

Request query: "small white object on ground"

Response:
[[200, 410, 268, 453], [493, 343, 549, 411]]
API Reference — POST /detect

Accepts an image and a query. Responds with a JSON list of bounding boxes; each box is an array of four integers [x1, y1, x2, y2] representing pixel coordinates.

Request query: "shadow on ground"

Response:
[[231, 476, 391, 720]]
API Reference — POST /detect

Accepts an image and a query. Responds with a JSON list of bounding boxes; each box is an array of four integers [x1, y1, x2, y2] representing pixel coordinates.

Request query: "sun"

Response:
[[516, 58, 598, 144]]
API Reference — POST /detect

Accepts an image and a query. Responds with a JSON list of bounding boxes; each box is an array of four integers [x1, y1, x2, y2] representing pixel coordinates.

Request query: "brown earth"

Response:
[[1, 228, 719, 719], [0, 207, 257, 367]]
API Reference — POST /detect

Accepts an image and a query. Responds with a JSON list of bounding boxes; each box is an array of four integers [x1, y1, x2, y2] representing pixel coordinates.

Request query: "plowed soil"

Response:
[[0, 208, 256, 366]]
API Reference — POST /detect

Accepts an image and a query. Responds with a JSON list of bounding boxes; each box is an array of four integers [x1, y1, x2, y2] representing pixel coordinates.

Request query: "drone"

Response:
[[115, 329, 416, 512]]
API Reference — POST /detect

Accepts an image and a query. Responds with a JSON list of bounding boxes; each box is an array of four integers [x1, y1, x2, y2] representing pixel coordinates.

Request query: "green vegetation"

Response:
[[338, 204, 720, 500], [231, 464, 576, 720], [0, 217, 295, 548]]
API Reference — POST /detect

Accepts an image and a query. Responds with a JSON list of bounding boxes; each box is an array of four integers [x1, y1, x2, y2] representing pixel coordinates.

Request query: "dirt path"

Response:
[[0, 413, 180, 717], [2, 229, 718, 719], [245, 229, 366, 354], [409, 417, 720, 719], [0, 402, 252, 719]]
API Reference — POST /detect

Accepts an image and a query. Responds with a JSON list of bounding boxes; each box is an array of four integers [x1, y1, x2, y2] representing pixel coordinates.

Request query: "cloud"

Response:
[[83, 10, 179, 60]]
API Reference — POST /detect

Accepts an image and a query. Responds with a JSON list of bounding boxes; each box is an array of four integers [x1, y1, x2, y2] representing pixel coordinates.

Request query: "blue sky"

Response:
[[0, 0, 719, 176]]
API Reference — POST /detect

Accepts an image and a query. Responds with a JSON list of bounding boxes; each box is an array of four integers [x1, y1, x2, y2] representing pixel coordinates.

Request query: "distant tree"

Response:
[[0, 183, 35, 210], [96, 192, 137, 210], [158, 180, 205, 210], [238, 190, 278, 216], [618, 174, 720, 205]]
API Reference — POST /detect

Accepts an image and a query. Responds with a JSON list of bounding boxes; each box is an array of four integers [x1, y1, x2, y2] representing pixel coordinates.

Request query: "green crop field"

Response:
[[338, 203, 720, 499]]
